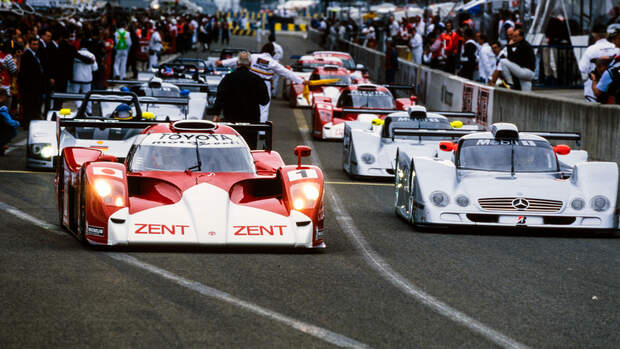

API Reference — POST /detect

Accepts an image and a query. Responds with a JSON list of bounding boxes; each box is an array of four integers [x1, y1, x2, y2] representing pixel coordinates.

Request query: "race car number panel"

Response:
[[287, 169, 318, 182]]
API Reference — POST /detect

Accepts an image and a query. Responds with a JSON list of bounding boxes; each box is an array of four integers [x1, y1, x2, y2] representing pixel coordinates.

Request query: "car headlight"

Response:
[[430, 191, 449, 207], [30, 143, 55, 159], [361, 153, 375, 165], [94, 179, 111, 197], [290, 182, 321, 211], [455, 195, 469, 207], [590, 195, 610, 212], [570, 198, 585, 210]]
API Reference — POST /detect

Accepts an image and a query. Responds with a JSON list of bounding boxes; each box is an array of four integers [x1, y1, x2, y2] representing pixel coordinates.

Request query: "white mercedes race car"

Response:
[[57, 120, 326, 248], [343, 106, 477, 178], [394, 123, 619, 231], [27, 91, 191, 170]]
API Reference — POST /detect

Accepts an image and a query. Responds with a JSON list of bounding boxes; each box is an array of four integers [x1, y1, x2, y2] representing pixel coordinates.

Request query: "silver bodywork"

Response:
[[394, 126, 619, 231], [343, 112, 462, 178]]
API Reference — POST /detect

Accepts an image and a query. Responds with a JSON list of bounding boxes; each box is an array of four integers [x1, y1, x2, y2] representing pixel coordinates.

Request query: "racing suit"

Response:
[[221, 53, 303, 123], [148, 31, 163, 70], [270, 41, 284, 96]]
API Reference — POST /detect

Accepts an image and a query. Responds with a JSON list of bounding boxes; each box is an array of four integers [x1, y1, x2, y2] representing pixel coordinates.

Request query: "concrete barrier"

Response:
[[308, 29, 620, 164]]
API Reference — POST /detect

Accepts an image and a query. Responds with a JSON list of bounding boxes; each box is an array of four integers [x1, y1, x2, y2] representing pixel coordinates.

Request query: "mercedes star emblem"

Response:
[[512, 198, 530, 210]]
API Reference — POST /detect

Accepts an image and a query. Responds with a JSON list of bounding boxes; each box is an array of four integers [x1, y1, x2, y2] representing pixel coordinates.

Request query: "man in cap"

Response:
[[593, 29, 620, 103], [578, 24, 618, 100], [216, 43, 305, 124], [211, 51, 269, 148]]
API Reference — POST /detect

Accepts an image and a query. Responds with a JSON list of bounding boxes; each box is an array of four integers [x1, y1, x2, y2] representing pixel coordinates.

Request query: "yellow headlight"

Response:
[[303, 184, 320, 200], [94, 179, 111, 197], [114, 197, 125, 207], [40, 145, 55, 159], [293, 198, 305, 210]]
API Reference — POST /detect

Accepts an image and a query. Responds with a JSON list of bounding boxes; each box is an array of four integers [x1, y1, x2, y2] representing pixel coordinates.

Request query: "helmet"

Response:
[[112, 103, 133, 120]]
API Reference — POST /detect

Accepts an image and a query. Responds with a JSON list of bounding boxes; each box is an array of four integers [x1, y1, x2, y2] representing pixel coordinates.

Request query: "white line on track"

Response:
[[0, 200, 368, 349], [292, 108, 529, 349], [5, 139, 27, 154]]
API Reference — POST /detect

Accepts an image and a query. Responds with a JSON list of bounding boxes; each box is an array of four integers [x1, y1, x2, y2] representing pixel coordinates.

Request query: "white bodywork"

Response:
[[394, 127, 619, 231], [343, 112, 455, 178], [104, 183, 318, 247]]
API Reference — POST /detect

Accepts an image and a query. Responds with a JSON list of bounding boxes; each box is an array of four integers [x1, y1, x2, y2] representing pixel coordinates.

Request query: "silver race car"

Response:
[[394, 123, 619, 231], [343, 106, 477, 178], [27, 90, 190, 170]]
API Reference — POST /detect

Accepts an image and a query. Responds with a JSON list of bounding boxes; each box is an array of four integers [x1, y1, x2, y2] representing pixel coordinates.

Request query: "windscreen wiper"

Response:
[[510, 145, 515, 177], [186, 139, 202, 173]]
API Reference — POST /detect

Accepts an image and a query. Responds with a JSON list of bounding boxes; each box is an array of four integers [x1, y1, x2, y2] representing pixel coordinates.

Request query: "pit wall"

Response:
[[309, 30, 620, 164]]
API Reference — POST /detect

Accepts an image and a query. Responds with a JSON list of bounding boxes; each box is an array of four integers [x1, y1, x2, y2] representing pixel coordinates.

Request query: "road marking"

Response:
[[107, 253, 367, 349], [5, 139, 27, 154], [326, 181, 392, 187], [0, 169, 53, 175], [292, 108, 529, 349], [0, 199, 368, 349]]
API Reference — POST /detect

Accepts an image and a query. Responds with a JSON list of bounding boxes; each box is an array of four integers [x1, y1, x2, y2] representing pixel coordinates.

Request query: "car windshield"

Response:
[[458, 139, 558, 172], [337, 89, 395, 109], [127, 133, 254, 173], [383, 116, 451, 139], [296, 62, 339, 72]]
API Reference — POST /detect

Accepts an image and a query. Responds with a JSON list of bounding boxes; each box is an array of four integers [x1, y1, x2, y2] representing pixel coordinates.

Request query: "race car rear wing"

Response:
[[106, 80, 209, 90], [392, 129, 477, 140], [51, 93, 189, 106], [523, 131, 582, 145], [220, 122, 273, 151], [340, 107, 476, 118]]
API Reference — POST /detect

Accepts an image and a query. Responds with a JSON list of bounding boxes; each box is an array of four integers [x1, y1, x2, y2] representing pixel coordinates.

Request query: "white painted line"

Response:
[[292, 108, 529, 349], [5, 138, 27, 154], [0, 201, 65, 236], [0, 199, 368, 349], [107, 253, 367, 349]]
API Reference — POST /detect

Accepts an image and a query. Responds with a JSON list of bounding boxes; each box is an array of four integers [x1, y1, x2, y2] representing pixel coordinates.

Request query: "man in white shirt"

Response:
[[477, 34, 496, 83], [268, 34, 283, 96], [217, 43, 305, 123], [389, 16, 399, 41], [70, 45, 97, 114], [578, 24, 618, 100], [409, 27, 423, 65], [148, 24, 163, 70]]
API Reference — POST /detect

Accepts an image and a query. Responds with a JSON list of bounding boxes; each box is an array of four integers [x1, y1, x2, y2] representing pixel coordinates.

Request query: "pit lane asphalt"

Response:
[[0, 35, 618, 348]]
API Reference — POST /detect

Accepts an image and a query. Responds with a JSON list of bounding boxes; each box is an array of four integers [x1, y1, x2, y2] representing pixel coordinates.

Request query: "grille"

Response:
[[478, 198, 563, 212]]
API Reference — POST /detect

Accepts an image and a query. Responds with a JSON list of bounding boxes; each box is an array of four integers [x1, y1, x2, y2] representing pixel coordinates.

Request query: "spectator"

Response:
[[18, 37, 44, 128], [441, 21, 459, 73], [477, 34, 496, 83], [385, 38, 399, 84], [492, 29, 535, 91], [458, 27, 477, 80], [409, 27, 423, 65], [578, 25, 618, 100], [0, 88, 19, 156], [586, 58, 612, 102], [0, 39, 18, 110], [498, 10, 515, 46], [593, 30, 620, 104], [83, 28, 106, 90], [429, 31, 444, 69], [389, 16, 399, 42], [127, 23, 140, 79], [69, 42, 97, 114], [113, 22, 132, 80], [148, 23, 163, 70]]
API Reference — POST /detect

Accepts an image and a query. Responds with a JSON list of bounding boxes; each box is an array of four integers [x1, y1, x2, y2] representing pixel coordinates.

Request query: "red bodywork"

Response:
[[55, 123, 325, 246], [311, 84, 416, 140], [285, 56, 344, 107]]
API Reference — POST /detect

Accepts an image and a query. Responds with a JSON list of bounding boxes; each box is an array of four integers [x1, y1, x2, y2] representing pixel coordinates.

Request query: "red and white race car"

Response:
[[312, 84, 416, 139], [56, 120, 326, 248], [300, 65, 372, 107], [283, 55, 343, 107]]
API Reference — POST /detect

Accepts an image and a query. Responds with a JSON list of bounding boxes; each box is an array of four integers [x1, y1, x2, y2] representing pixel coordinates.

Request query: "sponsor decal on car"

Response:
[[93, 167, 124, 179], [475, 139, 538, 146], [134, 223, 190, 235], [233, 225, 287, 236], [143, 133, 243, 148], [87, 225, 105, 237], [287, 169, 318, 182]]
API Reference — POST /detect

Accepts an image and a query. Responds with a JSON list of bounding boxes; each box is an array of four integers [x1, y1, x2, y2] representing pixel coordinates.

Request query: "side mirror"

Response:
[[450, 121, 463, 129], [294, 145, 312, 169], [409, 95, 417, 103], [553, 144, 571, 155], [439, 141, 455, 152]]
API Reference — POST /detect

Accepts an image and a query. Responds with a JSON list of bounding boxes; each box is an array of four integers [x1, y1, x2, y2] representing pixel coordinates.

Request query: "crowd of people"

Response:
[[0, 11, 248, 154]]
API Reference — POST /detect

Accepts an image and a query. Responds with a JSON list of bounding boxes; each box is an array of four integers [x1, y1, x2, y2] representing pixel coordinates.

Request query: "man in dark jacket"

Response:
[[385, 38, 399, 84], [497, 28, 535, 91], [18, 38, 45, 128], [458, 27, 478, 80], [211, 51, 269, 148], [51, 29, 94, 109]]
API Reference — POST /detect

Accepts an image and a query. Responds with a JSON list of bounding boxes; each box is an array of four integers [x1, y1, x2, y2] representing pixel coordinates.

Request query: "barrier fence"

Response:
[[309, 29, 620, 165]]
